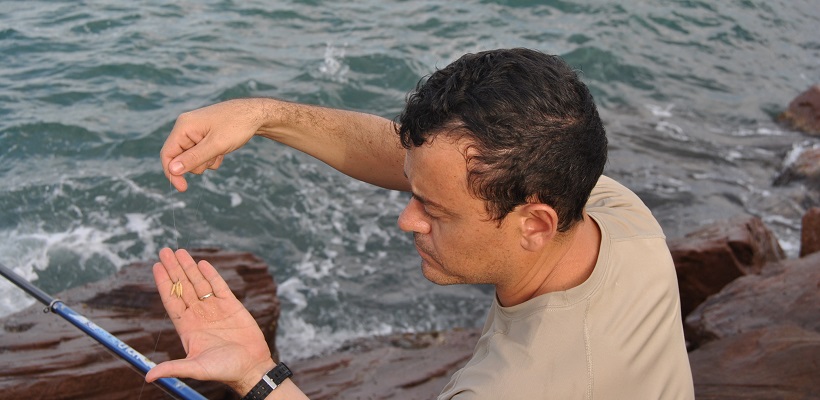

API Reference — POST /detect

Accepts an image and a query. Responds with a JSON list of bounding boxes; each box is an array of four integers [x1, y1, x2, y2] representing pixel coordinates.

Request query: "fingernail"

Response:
[[170, 161, 184, 174]]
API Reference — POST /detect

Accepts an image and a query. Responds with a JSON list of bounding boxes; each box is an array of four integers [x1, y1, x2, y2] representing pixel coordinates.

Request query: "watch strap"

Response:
[[241, 362, 293, 400]]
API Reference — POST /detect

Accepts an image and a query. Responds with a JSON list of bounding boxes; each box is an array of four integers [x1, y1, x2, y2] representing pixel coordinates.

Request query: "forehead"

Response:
[[403, 136, 477, 207], [404, 135, 464, 176]]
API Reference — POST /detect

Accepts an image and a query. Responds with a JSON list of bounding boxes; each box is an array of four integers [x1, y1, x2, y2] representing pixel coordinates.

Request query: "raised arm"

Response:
[[161, 98, 409, 192]]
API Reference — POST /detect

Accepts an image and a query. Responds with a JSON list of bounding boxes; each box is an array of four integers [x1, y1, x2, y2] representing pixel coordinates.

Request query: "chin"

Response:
[[420, 261, 461, 286]]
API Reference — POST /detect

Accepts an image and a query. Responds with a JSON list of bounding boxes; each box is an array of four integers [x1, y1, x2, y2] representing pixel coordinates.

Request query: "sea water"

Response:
[[1, 0, 818, 361]]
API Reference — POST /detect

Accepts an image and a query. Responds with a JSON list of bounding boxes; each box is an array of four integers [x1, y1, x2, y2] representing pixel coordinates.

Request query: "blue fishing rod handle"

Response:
[[52, 302, 207, 400]]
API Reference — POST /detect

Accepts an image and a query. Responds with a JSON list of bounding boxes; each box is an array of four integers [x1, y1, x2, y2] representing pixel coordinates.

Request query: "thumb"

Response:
[[168, 139, 218, 176], [169, 158, 187, 175], [146, 359, 207, 383], [165, 141, 217, 192]]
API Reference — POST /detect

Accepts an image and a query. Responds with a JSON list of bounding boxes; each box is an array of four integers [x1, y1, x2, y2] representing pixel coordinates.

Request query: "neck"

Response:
[[496, 212, 601, 307]]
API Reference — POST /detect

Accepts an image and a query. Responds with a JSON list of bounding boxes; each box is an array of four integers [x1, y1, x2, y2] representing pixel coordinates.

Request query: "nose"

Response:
[[398, 196, 432, 234]]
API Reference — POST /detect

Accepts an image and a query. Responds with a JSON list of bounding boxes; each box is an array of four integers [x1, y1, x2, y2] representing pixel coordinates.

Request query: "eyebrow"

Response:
[[403, 170, 452, 215], [412, 192, 449, 213]]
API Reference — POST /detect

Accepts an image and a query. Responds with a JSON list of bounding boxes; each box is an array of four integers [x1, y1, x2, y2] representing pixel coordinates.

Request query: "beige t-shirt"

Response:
[[438, 176, 694, 399]]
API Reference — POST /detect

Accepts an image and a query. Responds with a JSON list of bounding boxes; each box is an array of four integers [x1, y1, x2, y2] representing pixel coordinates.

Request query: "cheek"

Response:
[[431, 220, 483, 253]]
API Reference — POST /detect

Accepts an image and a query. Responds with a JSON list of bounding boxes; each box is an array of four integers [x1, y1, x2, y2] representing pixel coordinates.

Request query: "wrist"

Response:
[[238, 362, 295, 400], [231, 358, 277, 396], [254, 98, 292, 141]]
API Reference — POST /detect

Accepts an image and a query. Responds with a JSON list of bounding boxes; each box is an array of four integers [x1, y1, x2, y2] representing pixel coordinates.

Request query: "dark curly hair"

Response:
[[397, 48, 607, 232]]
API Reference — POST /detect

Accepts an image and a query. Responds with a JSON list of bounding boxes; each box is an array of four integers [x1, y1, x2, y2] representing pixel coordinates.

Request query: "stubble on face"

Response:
[[402, 135, 518, 287]]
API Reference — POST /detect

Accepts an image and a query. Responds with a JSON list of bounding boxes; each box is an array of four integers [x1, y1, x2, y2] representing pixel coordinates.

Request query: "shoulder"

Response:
[[586, 175, 665, 239]]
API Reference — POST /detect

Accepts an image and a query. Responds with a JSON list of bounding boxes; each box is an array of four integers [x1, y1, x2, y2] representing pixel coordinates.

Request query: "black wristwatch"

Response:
[[241, 362, 293, 400]]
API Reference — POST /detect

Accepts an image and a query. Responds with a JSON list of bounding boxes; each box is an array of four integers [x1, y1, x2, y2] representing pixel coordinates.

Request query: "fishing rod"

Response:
[[0, 262, 207, 400]]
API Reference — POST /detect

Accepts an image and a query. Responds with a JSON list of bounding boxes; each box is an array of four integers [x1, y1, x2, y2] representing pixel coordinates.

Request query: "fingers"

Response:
[[165, 155, 218, 191], [160, 100, 260, 192], [169, 174, 188, 192], [146, 359, 207, 383], [196, 258, 235, 301], [161, 145, 189, 192], [161, 114, 218, 192], [174, 249, 217, 300], [158, 248, 201, 307], [156, 248, 234, 306], [153, 262, 186, 317], [188, 155, 221, 175], [211, 155, 224, 170]]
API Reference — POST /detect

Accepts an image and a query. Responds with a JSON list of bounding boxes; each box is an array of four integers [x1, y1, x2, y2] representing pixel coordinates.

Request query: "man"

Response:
[[146, 48, 694, 399]]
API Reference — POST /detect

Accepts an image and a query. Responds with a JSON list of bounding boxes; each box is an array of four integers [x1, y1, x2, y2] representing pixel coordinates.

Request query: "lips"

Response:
[[414, 243, 429, 260], [413, 234, 433, 257]]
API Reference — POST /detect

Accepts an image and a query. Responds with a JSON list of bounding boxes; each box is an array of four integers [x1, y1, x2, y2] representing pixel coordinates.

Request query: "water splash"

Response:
[[318, 43, 350, 83]]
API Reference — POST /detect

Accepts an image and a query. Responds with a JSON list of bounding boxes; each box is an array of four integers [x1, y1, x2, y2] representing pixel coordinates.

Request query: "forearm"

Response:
[[253, 98, 409, 192]]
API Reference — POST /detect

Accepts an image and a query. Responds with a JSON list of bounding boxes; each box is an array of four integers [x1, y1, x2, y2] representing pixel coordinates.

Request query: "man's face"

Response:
[[398, 136, 518, 286]]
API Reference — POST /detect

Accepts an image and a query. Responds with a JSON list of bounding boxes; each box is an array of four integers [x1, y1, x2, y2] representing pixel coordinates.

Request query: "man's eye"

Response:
[[424, 208, 442, 219]]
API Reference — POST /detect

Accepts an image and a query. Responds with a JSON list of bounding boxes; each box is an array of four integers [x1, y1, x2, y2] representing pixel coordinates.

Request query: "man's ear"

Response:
[[516, 203, 559, 252]]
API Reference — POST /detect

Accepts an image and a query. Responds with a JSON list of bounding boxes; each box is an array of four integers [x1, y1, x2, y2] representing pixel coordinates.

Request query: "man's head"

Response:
[[397, 48, 607, 232]]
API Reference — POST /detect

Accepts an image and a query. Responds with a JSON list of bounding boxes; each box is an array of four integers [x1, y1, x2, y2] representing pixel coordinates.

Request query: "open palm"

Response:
[[145, 248, 275, 391]]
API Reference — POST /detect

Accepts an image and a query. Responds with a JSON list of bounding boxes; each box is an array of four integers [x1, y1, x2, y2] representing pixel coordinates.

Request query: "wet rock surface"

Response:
[[779, 84, 820, 135], [684, 251, 820, 347], [775, 145, 820, 187], [688, 324, 820, 400], [667, 215, 785, 320], [686, 251, 820, 399], [801, 207, 820, 257], [292, 329, 479, 400]]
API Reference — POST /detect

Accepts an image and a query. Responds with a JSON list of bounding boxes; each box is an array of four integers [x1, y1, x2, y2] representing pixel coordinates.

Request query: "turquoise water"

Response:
[[1, 0, 818, 360]]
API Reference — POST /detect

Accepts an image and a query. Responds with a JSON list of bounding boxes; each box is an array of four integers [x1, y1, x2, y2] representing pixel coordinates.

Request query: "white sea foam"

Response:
[[276, 276, 383, 361], [732, 127, 788, 137], [230, 192, 242, 207], [355, 220, 392, 253], [278, 277, 309, 312], [762, 214, 802, 230], [317, 43, 350, 83], [294, 248, 337, 280], [723, 148, 744, 161], [645, 103, 675, 118], [782, 141, 820, 169], [654, 121, 689, 141], [0, 275, 37, 321], [0, 210, 170, 318], [277, 312, 394, 361]]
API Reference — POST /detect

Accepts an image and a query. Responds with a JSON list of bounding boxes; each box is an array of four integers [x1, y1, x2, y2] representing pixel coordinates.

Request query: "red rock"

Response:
[[689, 325, 820, 399], [775, 146, 820, 186], [668, 215, 786, 321], [779, 84, 820, 135], [801, 207, 820, 257], [685, 251, 820, 347], [0, 248, 280, 400], [292, 329, 479, 400]]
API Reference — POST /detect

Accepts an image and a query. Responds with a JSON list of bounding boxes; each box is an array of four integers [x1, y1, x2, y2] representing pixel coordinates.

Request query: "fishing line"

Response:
[[172, 180, 180, 250], [138, 313, 168, 399], [138, 181, 178, 400], [185, 192, 204, 249], [139, 178, 205, 399]]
